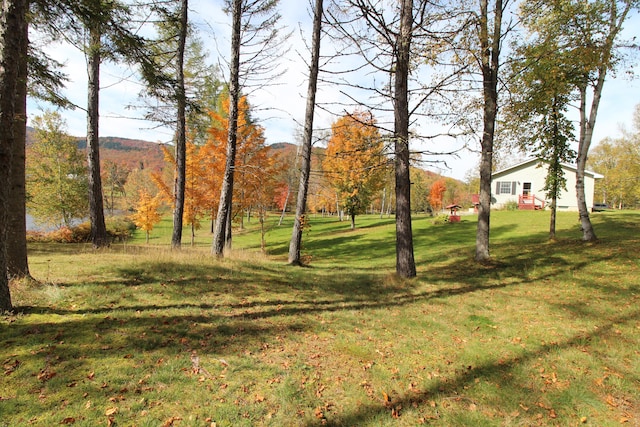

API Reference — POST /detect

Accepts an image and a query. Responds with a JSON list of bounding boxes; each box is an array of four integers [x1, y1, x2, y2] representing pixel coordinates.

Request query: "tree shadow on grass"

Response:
[[311, 309, 640, 426]]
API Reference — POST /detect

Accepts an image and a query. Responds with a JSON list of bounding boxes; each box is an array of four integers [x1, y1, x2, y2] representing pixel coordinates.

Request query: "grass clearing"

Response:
[[2, 210, 639, 426]]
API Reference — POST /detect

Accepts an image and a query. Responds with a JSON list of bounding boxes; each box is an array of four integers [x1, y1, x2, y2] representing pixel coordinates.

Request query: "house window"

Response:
[[495, 181, 517, 195]]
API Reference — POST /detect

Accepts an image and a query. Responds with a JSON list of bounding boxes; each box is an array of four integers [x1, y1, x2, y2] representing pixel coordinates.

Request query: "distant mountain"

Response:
[[26, 127, 166, 171]]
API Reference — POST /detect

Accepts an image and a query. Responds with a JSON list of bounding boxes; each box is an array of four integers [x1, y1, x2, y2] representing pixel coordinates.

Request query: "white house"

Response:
[[490, 159, 604, 211]]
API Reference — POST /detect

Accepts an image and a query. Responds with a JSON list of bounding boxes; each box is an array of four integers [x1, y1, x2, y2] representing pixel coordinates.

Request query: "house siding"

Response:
[[490, 160, 602, 212]]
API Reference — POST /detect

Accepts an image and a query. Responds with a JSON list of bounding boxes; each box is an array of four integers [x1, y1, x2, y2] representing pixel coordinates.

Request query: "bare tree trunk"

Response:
[[475, 0, 502, 262], [7, 6, 29, 278], [575, 0, 633, 241], [394, 0, 416, 278], [575, 84, 597, 241], [86, 27, 109, 248], [171, 0, 188, 249], [225, 206, 232, 250], [289, 0, 323, 265], [212, 0, 241, 257], [549, 197, 557, 240], [0, 0, 26, 311], [278, 184, 290, 226]]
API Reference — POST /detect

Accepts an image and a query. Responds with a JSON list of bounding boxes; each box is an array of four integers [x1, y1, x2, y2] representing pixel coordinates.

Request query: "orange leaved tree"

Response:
[[323, 110, 387, 229], [207, 93, 279, 237], [429, 178, 447, 213]]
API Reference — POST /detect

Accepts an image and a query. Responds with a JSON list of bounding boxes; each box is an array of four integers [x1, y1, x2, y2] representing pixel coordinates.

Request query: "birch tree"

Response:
[[518, 0, 637, 241]]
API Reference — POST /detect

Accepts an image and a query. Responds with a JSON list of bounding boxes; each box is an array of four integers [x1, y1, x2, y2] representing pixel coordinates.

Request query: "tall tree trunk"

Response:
[[289, 0, 323, 265], [0, 0, 27, 311], [394, 0, 416, 278], [278, 184, 290, 226], [7, 4, 29, 278], [575, 84, 598, 241], [212, 0, 241, 257], [475, 0, 502, 262], [549, 197, 557, 240], [225, 205, 232, 250], [575, 0, 633, 241], [86, 27, 109, 248], [171, 0, 188, 249]]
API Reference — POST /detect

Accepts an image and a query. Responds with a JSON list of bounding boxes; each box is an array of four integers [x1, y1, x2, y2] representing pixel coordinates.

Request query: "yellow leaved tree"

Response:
[[131, 190, 162, 243]]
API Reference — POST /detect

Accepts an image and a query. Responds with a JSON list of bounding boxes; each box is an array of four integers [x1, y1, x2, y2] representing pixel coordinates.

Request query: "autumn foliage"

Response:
[[147, 92, 283, 241], [130, 189, 162, 243], [429, 178, 447, 212], [323, 110, 388, 228], [207, 93, 282, 229]]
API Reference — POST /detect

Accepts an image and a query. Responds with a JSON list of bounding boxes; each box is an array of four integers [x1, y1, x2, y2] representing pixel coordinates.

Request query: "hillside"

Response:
[[26, 127, 167, 171]]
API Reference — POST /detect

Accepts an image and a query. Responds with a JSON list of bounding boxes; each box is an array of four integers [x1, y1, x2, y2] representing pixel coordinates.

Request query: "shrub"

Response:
[[26, 217, 137, 244], [71, 221, 92, 242], [432, 213, 450, 225], [106, 217, 136, 242], [504, 200, 519, 211]]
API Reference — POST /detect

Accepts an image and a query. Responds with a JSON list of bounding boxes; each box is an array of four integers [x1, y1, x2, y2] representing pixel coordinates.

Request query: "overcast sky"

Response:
[[26, 0, 639, 181]]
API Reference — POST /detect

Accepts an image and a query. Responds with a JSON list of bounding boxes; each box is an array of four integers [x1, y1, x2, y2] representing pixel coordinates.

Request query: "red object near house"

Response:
[[471, 194, 480, 213], [518, 194, 545, 210], [446, 204, 462, 223]]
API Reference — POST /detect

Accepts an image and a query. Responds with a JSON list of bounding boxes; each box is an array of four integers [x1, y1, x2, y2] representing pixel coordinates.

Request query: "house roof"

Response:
[[492, 158, 604, 180]]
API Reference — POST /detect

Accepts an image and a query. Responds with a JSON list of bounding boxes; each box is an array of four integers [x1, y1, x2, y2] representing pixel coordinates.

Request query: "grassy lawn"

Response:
[[2, 210, 639, 426]]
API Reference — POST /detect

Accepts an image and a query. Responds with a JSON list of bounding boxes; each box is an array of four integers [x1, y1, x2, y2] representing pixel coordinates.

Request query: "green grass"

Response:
[[2, 210, 639, 426]]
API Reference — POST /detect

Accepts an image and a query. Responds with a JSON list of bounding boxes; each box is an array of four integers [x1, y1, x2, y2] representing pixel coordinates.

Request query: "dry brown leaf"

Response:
[[391, 405, 402, 418], [161, 416, 182, 427], [3, 359, 20, 375], [37, 370, 56, 382], [60, 417, 76, 425], [105, 407, 118, 416], [605, 395, 619, 407]]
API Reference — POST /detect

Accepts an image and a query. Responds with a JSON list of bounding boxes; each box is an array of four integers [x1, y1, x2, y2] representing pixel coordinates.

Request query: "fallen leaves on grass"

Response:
[[161, 416, 182, 427], [37, 367, 56, 382], [3, 359, 20, 375]]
